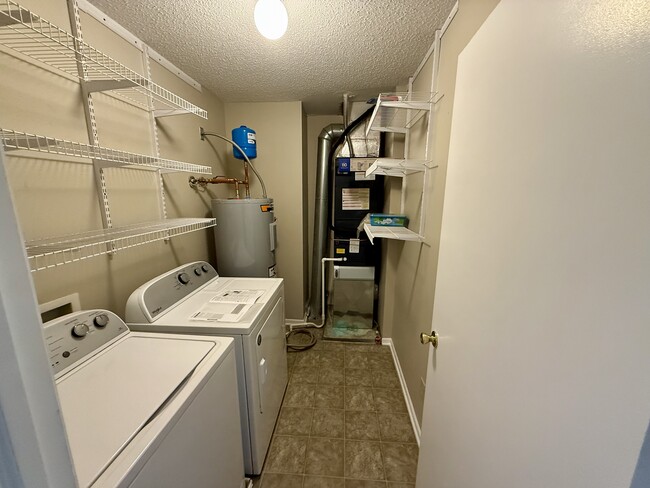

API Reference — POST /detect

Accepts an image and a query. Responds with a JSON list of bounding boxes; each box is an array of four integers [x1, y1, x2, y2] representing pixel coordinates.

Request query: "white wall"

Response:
[[224, 102, 306, 319]]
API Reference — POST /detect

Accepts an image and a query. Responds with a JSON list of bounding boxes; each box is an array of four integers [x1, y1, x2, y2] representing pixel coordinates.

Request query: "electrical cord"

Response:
[[201, 129, 268, 198]]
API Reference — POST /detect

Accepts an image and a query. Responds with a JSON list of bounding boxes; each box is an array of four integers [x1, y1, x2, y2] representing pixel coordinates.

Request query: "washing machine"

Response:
[[125, 261, 287, 475], [44, 309, 245, 488]]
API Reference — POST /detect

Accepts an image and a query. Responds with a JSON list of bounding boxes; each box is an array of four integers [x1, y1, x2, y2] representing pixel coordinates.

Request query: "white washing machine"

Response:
[[125, 261, 287, 475], [44, 309, 245, 488]]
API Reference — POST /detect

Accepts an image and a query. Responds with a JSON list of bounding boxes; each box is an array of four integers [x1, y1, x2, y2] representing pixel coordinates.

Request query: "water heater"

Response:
[[211, 198, 277, 277]]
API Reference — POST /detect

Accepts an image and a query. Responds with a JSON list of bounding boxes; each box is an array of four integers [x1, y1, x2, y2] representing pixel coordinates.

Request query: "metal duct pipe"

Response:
[[307, 124, 344, 321]]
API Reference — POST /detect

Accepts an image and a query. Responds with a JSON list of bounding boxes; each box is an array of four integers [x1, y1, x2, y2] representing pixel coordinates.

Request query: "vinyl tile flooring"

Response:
[[253, 330, 418, 488]]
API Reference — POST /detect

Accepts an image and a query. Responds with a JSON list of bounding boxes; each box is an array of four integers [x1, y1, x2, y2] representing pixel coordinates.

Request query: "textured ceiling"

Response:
[[87, 0, 456, 114]]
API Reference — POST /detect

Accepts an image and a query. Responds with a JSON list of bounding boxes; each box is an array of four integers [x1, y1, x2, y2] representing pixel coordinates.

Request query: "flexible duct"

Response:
[[307, 124, 343, 320]]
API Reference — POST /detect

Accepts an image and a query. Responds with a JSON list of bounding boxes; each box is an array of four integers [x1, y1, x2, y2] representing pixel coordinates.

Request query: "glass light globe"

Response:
[[254, 0, 288, 40]]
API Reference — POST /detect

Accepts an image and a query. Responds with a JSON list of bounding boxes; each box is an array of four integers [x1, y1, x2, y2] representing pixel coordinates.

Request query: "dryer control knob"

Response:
[[194, 268, 202, 276], [94, 314, 109, 328], [72, 323, 89, 338], [178, 273, 190, 285], [201, 264, 210, 273]]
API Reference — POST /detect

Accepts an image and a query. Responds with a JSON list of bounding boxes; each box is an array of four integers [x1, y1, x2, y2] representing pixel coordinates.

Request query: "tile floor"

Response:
[[254, 330, 418, 488]]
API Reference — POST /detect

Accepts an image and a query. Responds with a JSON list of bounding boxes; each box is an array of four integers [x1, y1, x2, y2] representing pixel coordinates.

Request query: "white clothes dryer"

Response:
[[125, 261, 287, 475], [44, 309, 245, 488]]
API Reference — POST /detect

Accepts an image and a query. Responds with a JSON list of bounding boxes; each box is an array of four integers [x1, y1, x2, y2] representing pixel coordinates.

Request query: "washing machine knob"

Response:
[[94, 314, 109, 328], [178, 272, 190, 285], [71, 323, 89, 338], [201, 264, 210, 273], [194, 268, 202, 276]]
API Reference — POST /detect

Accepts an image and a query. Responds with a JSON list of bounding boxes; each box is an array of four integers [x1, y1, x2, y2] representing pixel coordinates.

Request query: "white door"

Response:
[[416, 1, 650, 487]]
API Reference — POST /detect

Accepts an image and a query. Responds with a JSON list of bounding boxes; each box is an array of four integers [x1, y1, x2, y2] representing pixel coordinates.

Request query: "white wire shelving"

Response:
[[362, 222, 424, 245], [26, 218, 216, 272], [365, 92, 434, 136], [365, 158, 437, 177], [0, 1, 207, 118], [0, 128, 212, 174]]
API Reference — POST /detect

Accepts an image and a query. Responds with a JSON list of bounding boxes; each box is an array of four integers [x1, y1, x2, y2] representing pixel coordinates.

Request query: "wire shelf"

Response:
[[365, 158, 437, 177], [0, 1, 207, 118], [26, 218, 216, 272], [0, 128, 213, 174], [362, 223, 424, 244], [366, 92, 434, 136]]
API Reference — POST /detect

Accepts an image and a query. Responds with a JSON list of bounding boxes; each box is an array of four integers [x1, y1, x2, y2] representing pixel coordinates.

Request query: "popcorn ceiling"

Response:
[[87, 0, 456, 114]]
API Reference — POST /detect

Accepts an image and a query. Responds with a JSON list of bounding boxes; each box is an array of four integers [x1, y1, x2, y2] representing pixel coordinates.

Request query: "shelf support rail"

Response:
[[417, 29, 443, 239], [67, 0, 114, 254], [142, 45, 170, 241]]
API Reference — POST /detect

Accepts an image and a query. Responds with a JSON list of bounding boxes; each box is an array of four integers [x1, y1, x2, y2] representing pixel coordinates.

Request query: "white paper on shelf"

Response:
[[209, 289, 265, 304], [190, 302, 251, 322]]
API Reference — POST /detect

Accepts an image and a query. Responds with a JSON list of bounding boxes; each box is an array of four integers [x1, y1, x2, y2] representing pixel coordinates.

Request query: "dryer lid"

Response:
[[56, 335, 215, 487]]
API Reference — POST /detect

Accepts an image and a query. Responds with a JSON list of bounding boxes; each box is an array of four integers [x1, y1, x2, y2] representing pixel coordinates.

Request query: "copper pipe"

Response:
[[189, 175, 247, 199], [243, 162, 251, 198]]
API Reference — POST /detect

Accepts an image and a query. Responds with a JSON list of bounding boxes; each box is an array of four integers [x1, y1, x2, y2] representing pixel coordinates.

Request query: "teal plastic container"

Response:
[[369, 214, 409, 227]]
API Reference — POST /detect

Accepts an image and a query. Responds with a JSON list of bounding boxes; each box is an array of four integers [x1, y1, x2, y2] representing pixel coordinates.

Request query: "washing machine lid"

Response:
[[140, 278, 283, 335], [56, 334, 216, 488]]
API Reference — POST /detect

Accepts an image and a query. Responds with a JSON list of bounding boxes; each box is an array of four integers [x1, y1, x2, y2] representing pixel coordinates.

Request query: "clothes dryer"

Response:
[[125, 261, 287, 475], [44, 310, 245, 488]]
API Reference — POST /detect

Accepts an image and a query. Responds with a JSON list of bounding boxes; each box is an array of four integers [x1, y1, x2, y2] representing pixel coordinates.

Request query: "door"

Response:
[[416, 1, 650, 487]]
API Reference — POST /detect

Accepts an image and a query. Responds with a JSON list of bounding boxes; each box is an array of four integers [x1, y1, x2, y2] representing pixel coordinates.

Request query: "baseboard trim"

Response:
[[382, 338, 422, 445]]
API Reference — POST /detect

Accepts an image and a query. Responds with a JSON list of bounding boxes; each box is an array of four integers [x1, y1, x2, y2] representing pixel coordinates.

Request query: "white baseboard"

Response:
[[382, 338, 421, 445]]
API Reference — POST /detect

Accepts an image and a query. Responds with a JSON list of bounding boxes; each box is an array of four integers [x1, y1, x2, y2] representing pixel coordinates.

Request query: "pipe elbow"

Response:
[[319, 124, 344, 142]]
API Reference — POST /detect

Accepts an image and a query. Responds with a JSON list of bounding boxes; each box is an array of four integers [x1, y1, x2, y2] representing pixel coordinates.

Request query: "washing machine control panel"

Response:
[[43, 310, 128, 376], [141, 261, 218, 321]]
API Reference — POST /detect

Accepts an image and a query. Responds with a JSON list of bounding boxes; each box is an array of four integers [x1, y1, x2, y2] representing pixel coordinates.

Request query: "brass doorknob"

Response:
[[420, 331, 439, 348]]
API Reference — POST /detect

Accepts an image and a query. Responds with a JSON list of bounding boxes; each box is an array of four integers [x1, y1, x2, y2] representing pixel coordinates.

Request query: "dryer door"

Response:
[[255, 297, 287, 416]]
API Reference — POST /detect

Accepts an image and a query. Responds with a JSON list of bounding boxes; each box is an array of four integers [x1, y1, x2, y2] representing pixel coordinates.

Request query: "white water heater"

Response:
[[211, 198, 277, 277]]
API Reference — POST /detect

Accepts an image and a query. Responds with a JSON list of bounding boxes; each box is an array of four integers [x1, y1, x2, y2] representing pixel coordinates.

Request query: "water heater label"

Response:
[[248, 133, 256, 144]]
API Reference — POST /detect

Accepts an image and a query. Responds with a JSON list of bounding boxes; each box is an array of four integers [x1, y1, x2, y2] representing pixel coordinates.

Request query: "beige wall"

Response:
[[224, 101, 306, 319], [0, 0, 229, 317], [381, 0, 500, 424]]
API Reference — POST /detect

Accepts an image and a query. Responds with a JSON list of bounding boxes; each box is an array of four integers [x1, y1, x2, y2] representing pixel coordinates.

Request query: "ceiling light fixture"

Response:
[[254, 0, 288, 40]]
